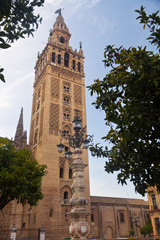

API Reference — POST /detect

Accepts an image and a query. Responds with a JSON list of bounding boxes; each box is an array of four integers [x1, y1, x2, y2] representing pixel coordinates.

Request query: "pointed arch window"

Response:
[[64, 53, 69, 67], [69, 168, 72, 179], [60, 167, 64, 178], [64, 191, 68, 202]]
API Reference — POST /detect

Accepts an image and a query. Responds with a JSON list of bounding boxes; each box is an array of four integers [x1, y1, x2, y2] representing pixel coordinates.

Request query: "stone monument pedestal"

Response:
[[68, 148, 90, 239]]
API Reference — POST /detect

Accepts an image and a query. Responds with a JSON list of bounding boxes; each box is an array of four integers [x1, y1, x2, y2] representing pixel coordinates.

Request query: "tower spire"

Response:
[[14, 108, 27, 150], [48, 11, 71, 47], [14, 107, 23, 140]]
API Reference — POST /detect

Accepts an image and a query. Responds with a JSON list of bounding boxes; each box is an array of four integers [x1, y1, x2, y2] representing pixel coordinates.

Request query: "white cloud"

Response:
[[44, 0, 100, 15], [0, 72, 33, 111], [90, 13, 118, 34], [87, 0, 101, 8]]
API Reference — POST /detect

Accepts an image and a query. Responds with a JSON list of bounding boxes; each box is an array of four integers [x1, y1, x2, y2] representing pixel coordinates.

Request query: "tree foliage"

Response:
[[88, 6, 160, 196], [0, 0, 44, 82], [140, 219, 153, 237], [0, 137, 47, 210]]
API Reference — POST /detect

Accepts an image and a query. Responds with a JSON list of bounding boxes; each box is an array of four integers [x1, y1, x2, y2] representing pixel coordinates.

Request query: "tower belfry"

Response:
[[28, 12, 90, 239]]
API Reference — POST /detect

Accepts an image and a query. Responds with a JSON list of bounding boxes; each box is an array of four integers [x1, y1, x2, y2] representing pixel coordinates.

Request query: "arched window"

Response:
[[52, 52, 55, 62], [60, 167, 63, 178], [58, 54, 61, 64], [60, 36, 65, 43], [64, 53, 69, 67], [63, 96, 70, 105], [63, 108, 71, 121], [64, 191, 68, 201], [78, 62, 81, 72], [91, 210, 95, 222], [73, 60, 75, 70], [49, 209, 53, 217], [63, 82, 71, 93], [65, 146, 68, 152], [69, 168, 72, 179]]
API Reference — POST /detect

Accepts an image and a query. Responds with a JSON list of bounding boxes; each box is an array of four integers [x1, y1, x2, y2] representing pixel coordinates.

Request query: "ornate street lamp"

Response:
[[57, 110, 93, 157], [57, 140, 64, 153], [57, 109, 93, 239], [65, 150, 72, 160]]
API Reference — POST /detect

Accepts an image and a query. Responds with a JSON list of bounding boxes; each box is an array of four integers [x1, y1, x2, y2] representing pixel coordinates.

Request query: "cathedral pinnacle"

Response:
[[14, 107, 23, 140], [14, 108, 27, 150]]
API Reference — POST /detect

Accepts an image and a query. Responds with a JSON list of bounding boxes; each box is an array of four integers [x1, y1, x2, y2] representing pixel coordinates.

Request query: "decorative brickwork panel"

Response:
[[36, 100, 40, 112], [34, 128, 38, 145], [37, 87, 41, 100], [42, 80, 45, 102], [29, 119, 34, 146], [32, 93, 36, 114], [68, 158, 73, 168], [59, 157, 65, 168], [39, 107, 44, 141], [49, 103, 59, 135], [36, 112, 39, 127], [74, 84, 82, 105], [63, 107, 71, 121], [51, 77, 60, 100], [74, 109, 82, 120]]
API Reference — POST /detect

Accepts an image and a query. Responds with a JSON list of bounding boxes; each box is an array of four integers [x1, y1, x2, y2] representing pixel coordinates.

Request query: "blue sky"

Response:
[[0, 0, 160, 199]]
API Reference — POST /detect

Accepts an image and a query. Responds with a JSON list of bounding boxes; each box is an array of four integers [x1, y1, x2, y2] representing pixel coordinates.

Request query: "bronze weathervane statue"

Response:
[[55, 8, 64, 15]]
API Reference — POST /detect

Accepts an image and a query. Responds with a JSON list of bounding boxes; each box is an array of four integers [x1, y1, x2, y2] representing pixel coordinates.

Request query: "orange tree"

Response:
[[0, 137, 46, 210], [88, 6, 160, 196]]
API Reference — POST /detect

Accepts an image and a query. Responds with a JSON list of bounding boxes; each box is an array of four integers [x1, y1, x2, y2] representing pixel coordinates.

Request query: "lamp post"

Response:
[[57, 110, 93, 239]]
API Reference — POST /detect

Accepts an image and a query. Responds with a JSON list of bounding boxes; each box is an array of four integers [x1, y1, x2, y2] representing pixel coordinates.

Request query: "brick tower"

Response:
[[28, 11, 90, 239]]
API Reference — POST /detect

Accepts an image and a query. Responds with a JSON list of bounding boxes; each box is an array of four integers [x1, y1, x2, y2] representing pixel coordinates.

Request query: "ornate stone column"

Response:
[[68, 148, 90, 239]]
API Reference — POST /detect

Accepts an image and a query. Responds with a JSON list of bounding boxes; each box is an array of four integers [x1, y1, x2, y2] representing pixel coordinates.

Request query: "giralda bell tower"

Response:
[[29, 10, 90, 239]]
